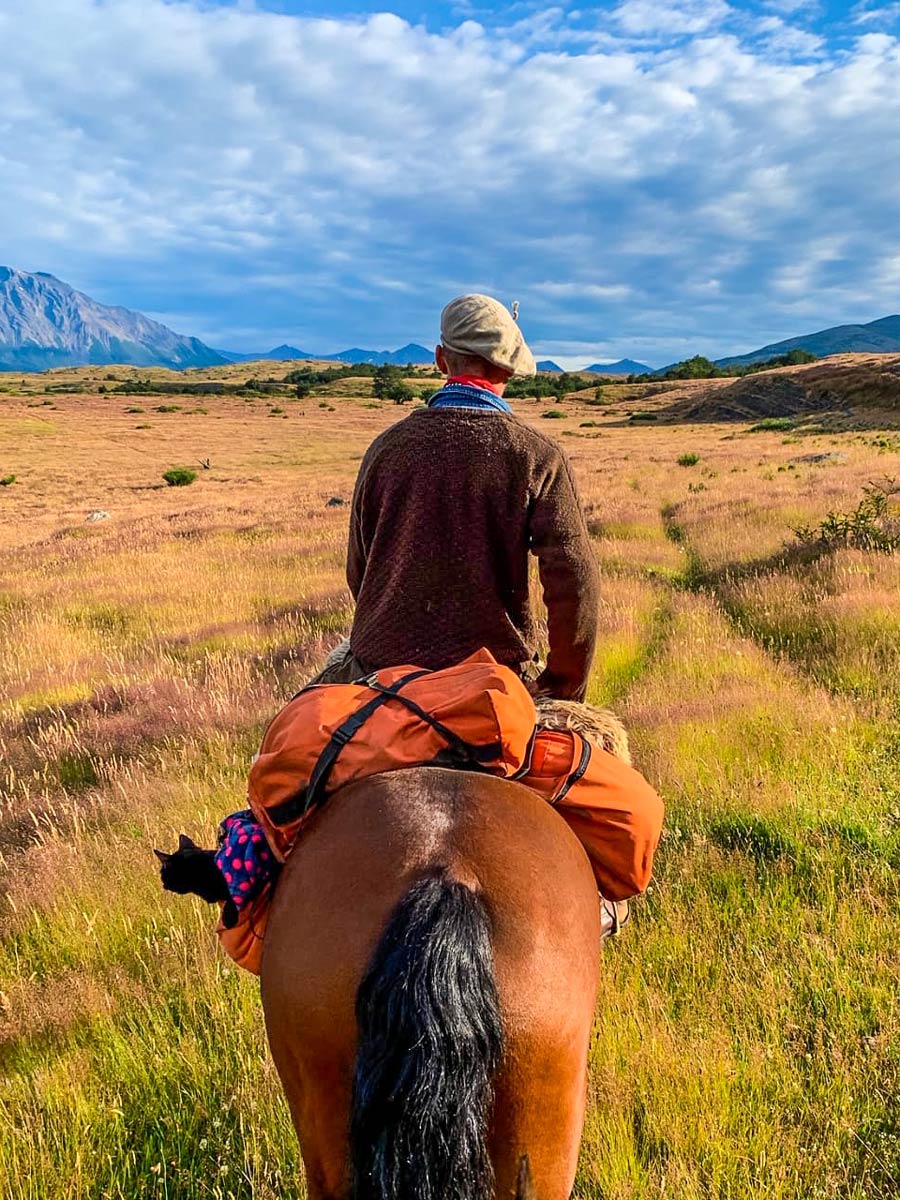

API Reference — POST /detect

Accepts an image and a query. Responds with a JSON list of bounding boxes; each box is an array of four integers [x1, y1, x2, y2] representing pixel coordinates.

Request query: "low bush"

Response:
[[678, 452, 700, 466], [155, 404, 181, 414], [542, 409, 566, 419], [162, 467, 197, 487], [750, 417, 795, 433], [0, 474, 16, 486], [791, 479, 900, 554]]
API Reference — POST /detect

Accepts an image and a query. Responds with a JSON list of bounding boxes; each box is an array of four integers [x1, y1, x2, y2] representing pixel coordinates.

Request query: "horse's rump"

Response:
[[261, 767, 601, 1200]]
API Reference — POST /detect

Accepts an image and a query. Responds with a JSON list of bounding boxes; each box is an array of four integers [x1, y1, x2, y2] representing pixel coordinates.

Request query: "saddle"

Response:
[[249, 648, 536, 861]]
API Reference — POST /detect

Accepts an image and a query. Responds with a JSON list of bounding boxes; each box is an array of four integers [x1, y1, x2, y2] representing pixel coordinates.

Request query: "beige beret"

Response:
[[440, 294, 536, 378]]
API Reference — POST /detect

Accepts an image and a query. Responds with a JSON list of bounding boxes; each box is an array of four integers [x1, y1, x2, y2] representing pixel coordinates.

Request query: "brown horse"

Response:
[[261, 765, 601, 1200]]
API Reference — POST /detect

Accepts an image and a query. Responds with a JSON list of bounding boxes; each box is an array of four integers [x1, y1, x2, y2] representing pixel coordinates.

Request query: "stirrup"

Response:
[[600, 897, 630, 944]]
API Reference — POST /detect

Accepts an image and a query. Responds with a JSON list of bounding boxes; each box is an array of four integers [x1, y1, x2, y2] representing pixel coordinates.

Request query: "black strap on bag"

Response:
[[362, 678, 502, 765], [551, 734, 593, 805], [267, 669, 502, 828]]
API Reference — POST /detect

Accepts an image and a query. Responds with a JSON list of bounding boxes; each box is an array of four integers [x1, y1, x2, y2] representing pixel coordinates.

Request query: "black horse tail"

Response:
[[350, 869, 503, 1200]]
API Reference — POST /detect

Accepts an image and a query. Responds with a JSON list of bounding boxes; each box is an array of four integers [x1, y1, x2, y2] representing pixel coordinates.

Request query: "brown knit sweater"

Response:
[[346, 407, 599, 700]]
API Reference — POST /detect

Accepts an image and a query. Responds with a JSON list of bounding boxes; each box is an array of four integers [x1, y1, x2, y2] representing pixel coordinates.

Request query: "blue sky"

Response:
[[2, 0, 900, 367]]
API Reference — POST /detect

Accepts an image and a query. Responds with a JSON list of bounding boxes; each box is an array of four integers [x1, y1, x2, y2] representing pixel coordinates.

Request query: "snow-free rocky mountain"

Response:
[[217, 342, 434, 366], [0, 267, 226, 371]]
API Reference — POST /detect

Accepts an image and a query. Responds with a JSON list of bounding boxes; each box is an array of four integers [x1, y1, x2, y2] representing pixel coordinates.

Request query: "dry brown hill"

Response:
[[659, 353, 900, 423]]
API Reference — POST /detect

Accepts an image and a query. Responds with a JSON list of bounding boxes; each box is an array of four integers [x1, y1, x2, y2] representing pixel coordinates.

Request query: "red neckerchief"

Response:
[[446, 374, 504, 396]]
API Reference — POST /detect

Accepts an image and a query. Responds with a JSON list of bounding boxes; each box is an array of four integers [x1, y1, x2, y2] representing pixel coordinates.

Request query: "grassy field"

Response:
[[1, 370, 899, 1198]]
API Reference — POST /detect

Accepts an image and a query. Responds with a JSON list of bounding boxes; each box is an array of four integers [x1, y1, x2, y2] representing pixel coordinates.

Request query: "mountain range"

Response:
[[4, 266, 900, 377], [0, 268, 436, 372], [216, 343, 434, 366]]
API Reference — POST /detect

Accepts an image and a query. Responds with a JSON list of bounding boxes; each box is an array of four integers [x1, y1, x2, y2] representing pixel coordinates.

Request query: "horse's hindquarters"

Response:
[[261, 767, 601, 1200]]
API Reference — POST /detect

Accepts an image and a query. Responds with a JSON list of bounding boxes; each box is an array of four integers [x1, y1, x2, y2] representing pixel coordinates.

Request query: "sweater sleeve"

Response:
[[528, 449, 600, 701], [346, 466, 368, 601]]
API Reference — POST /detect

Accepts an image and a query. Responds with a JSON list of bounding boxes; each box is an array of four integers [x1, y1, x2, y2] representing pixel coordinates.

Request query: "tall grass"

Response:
[[1, 386, 899, 1197]]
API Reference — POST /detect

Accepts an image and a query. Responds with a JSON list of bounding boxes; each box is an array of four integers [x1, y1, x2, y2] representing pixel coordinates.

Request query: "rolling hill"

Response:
[[658, 353, 900, 422], [718, 315, 900, 368]]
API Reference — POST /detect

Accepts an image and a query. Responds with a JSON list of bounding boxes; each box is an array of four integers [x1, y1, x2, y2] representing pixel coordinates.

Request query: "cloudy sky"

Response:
[[2, 0, 899, 367]]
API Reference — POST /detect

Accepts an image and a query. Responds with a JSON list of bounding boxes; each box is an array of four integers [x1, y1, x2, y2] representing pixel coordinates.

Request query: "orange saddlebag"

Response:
[[248, 648, 536, 862], [520, 729, 664, 900], [216, 884, 271, 977]]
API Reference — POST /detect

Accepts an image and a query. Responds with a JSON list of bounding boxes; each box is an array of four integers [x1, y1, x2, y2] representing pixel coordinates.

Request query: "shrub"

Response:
[[506, 371, 586, 400], [155, 404, 181, 413], [542, 409, 566, 419], [580, 421, 602, 428], [628, 412, 658, 422], [162, 467, 197, 487], [0, 474, 16, 486], [678, 452, 700, 466], [750, 417, 795, 433], [791, 479, 900, 554], [125, 406, 145, 413]]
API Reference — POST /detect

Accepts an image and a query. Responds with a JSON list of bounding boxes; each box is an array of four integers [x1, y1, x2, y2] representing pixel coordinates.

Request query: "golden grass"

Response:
[[1, 378, 899, 1198]]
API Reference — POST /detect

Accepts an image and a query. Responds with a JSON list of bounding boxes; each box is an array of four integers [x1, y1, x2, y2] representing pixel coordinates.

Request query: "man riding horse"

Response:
[[319, 293, 600, 704], [315, 295, 629, 936]]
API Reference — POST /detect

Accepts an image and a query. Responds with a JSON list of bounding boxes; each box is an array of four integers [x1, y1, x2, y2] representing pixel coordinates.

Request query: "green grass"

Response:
[[749, 417, 796, 432], [2, 406, 900, 1198]]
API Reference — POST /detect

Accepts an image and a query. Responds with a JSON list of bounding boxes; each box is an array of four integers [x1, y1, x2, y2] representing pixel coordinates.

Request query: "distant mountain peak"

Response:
[[0, 266, 226, 371], [584, 358, 654, 375]]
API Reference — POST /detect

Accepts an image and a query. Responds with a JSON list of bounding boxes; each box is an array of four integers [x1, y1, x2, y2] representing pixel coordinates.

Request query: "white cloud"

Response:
[[852, 1, 900, 25], [1, 0, 900, 362], [611, 0, 732, 37]]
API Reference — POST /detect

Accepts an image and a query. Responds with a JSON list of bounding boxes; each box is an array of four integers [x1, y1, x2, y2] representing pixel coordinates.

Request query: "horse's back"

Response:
[[261, 767, 600, 1199]]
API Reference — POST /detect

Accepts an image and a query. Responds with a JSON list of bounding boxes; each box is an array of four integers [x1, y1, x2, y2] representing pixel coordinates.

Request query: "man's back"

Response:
[[348, 405, 599, 699]]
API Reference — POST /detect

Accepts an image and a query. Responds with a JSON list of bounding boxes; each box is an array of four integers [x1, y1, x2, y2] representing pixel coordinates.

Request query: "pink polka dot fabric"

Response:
[[215, 810, 275, 913]]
